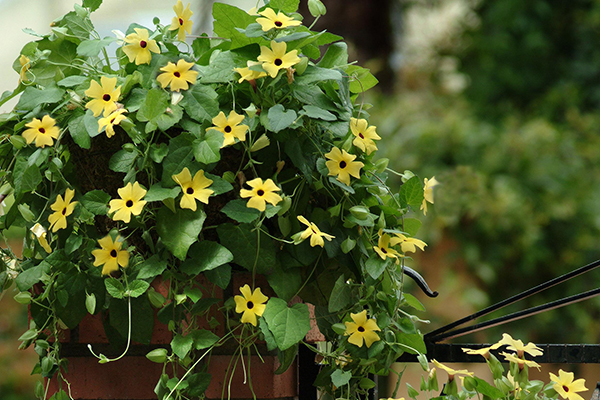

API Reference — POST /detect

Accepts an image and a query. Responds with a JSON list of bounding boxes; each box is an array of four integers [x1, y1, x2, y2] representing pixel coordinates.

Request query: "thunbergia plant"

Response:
[[398, 334, 588, 400], [0, 1, 438, 399]]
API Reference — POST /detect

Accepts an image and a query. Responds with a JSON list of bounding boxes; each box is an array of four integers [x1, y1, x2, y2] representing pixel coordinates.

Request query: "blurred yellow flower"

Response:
[[172, 167, 214, 211], [256, 8, 301, 31], [497, 333, 543, 357], [392, 233, 427, 254], [325, 147, 364, 186], [432, 360, 474, 381], [48, 188, 77, 233], [123, 28, 160, 65], [209, 110, 248, 148], [22, 115, 60, 148], [234, 61, 267, 83], [501, 352, 541, 370], [18, 55, 30, 83], [169, 0, 193, 41], [550, 370, 588, 400], [109, 182, 147, 223], [240, 178, 282, 211], [98, 109, 127, 138], [156, 59, 198, 92], [350, 118, 380, 155], [344, 310, 380, 348], [92, 235, 129, 276], [85, 76, 121, 117], [234, 284, 268, 326], [257, 40, 300, 78], [297, 215, 335, 247], [30, 223, 52, 254], [373, 232, 401, 261], [421, 176, 439, 216]]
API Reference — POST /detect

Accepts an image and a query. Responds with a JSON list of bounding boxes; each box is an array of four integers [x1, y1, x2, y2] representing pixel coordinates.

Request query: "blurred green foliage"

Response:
[[457, 0, 600, 119], [373, 90, 600, 343]]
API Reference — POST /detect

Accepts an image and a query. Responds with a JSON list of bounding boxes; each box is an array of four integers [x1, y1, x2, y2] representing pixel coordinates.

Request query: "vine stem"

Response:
[[87, 296, 131, 363]]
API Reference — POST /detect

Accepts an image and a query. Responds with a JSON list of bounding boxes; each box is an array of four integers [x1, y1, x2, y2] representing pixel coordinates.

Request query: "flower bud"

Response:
[[349, 205, 369, 220], [146, 348, 168, 364], [250, 134, 270, 152], [374, 158, 389, 173], [295, 57, 309, 75]]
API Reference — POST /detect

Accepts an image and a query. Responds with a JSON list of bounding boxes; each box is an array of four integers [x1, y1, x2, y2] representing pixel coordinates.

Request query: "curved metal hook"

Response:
[[403, 266, 438, 298]]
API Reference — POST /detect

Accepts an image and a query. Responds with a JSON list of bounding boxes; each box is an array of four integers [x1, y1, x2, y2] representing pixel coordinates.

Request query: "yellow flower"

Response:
[[373, 232, 401, 261], [344, 310, 380, 348], [48, 188, 77, 233], [234, 284, 268, 326], [169, 0, 193, 41], [350, 118, 381, 155], [501, 352, 541, 371], [257, 40, 301, 78], [98, 109, 127, 138], [172, 167, 214, 211], [30, 223, 52, 254], [240, 178, 282, 212], [108, 182, 147, 223], [461, 343, 503, 360], [497, 333, 543, 358], [85, 76, 122, 117], [18, 55, 30, 83], [92, 235, 130, 276], [234, 61, 268, 83], [432, 360, 474, 381], [22, 115, 60, 148], [256, 8, 301, 31], [325, 147, 364, 186], [421, 176, 439, 216], [297, 215, 335, 247], [122, 28, 160, 65], [209, 111, 248, 147], [156, 59, 198, 92], [392, 233, 427, 254], [550, 370, 588, 400]]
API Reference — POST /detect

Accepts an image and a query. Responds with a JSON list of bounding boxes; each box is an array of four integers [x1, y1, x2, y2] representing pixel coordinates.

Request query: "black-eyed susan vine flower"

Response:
[[344, 310, 380, 348], [432, 360, 474, 381], [498, 333, 543, 358], [350, 118, 381, 155], [209, 110, 248, 147], [234, 61, 267, 83], [393, 233, 427, 254], [108, 182, 147, 223], [256, 8, 301, 31], [92, 235, 129, 276], [48, 188, 77, 233], [122, 28, 160, 65], [30, 223, 52, 254], [373, 232, 401, 261], [324, 147, 364, 186], [98, 109, 127, 138], [501, 352, 541, 371], [156, 59, 198, 92], [18, 55, 30, 83], [296, 215, 335, 247], [85, 76, 121, 117], [234, 284, 268, 326], [240, 177, 282, 211], [550, 370, 588, 400], [22, 115, 60, 148], [461, 342, 503, 360], [172, 167, 214, 211], [169, 0, 193, 41], [257, 40, 301, 78], [421, 176, 439, 216]]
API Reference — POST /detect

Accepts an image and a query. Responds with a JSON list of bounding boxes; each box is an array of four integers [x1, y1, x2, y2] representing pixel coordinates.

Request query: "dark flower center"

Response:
[[257, 189, 265, 197], [339, 161, 347, 169], [103, 94, 111, 102], [274, 58, 283, 66], [39, 127, 46, 134], [224, 125, 232, 133], [126, 200, 134, 208], [359, 133, 365, 139], [275, 21, 283, 27], [110, 249, 118, 258], [62, 208, 67, 215], [381, 248, 387, 254], [140, 40, 147, 48], [186, 187, 194, 195], [247, 301, 254, 309], [110, 118, 116, 124], [179, 18, 184, 25], [563, 386, 569, 393], [357, 326, 365, 332], [174, 71, 181, 78]]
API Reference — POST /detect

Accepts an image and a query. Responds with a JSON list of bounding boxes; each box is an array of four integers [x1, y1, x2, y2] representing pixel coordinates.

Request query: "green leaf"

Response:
[[346, 65, 378, 93], [468, 376, 505, 398], [193, 129, 222, 164], [262, 298, 310, 350], [191, 329, 219, 349], [402, 218, 422, 237], [204, 264, 231, 289], [331, 369, 352, 387], [397, 333, 427, 354], [328, 275, 351, 313], [180, 240, 234, 275], [171, 333, 193, 359], [269, 0, 300, 12], [137, 88, 169, 122], [403, 293, 426, 312], [82, 0, 102, 12], [109, 150, 137, 173], [137, 255, 168, 280], [144, 184, 181, 202], [127, 280, 150, 298], [15, 263, 50, 291], [14, 165, 41, 194], [213, 3, 261, 49], [81, 190, 110, 215], [77, 37, 115, 57], [295, 66, 343, 85], [161, 134, 195, 185], [67, 114, 91, 149], [220, 199, 260, 223], [399, 176, 424, 209], [156, 206, 206, 260], [275, 344, 298, 374], [267, 267, 302, 302], [300, 105, 336, 121], [317, 42, 348, 68], [268, 104, 297, 133], [155, 103, 183, 131], [58, 75, 89, 87], [196, 50, 239, 83], [217, 223, 277, 274], [365, 257, 390, 280], [16, 86, 64, 110], [182, 84, 219, 122], [105, 278, 125, 299], [205, 172, 233, 195], [259, 318, 278, 351]]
